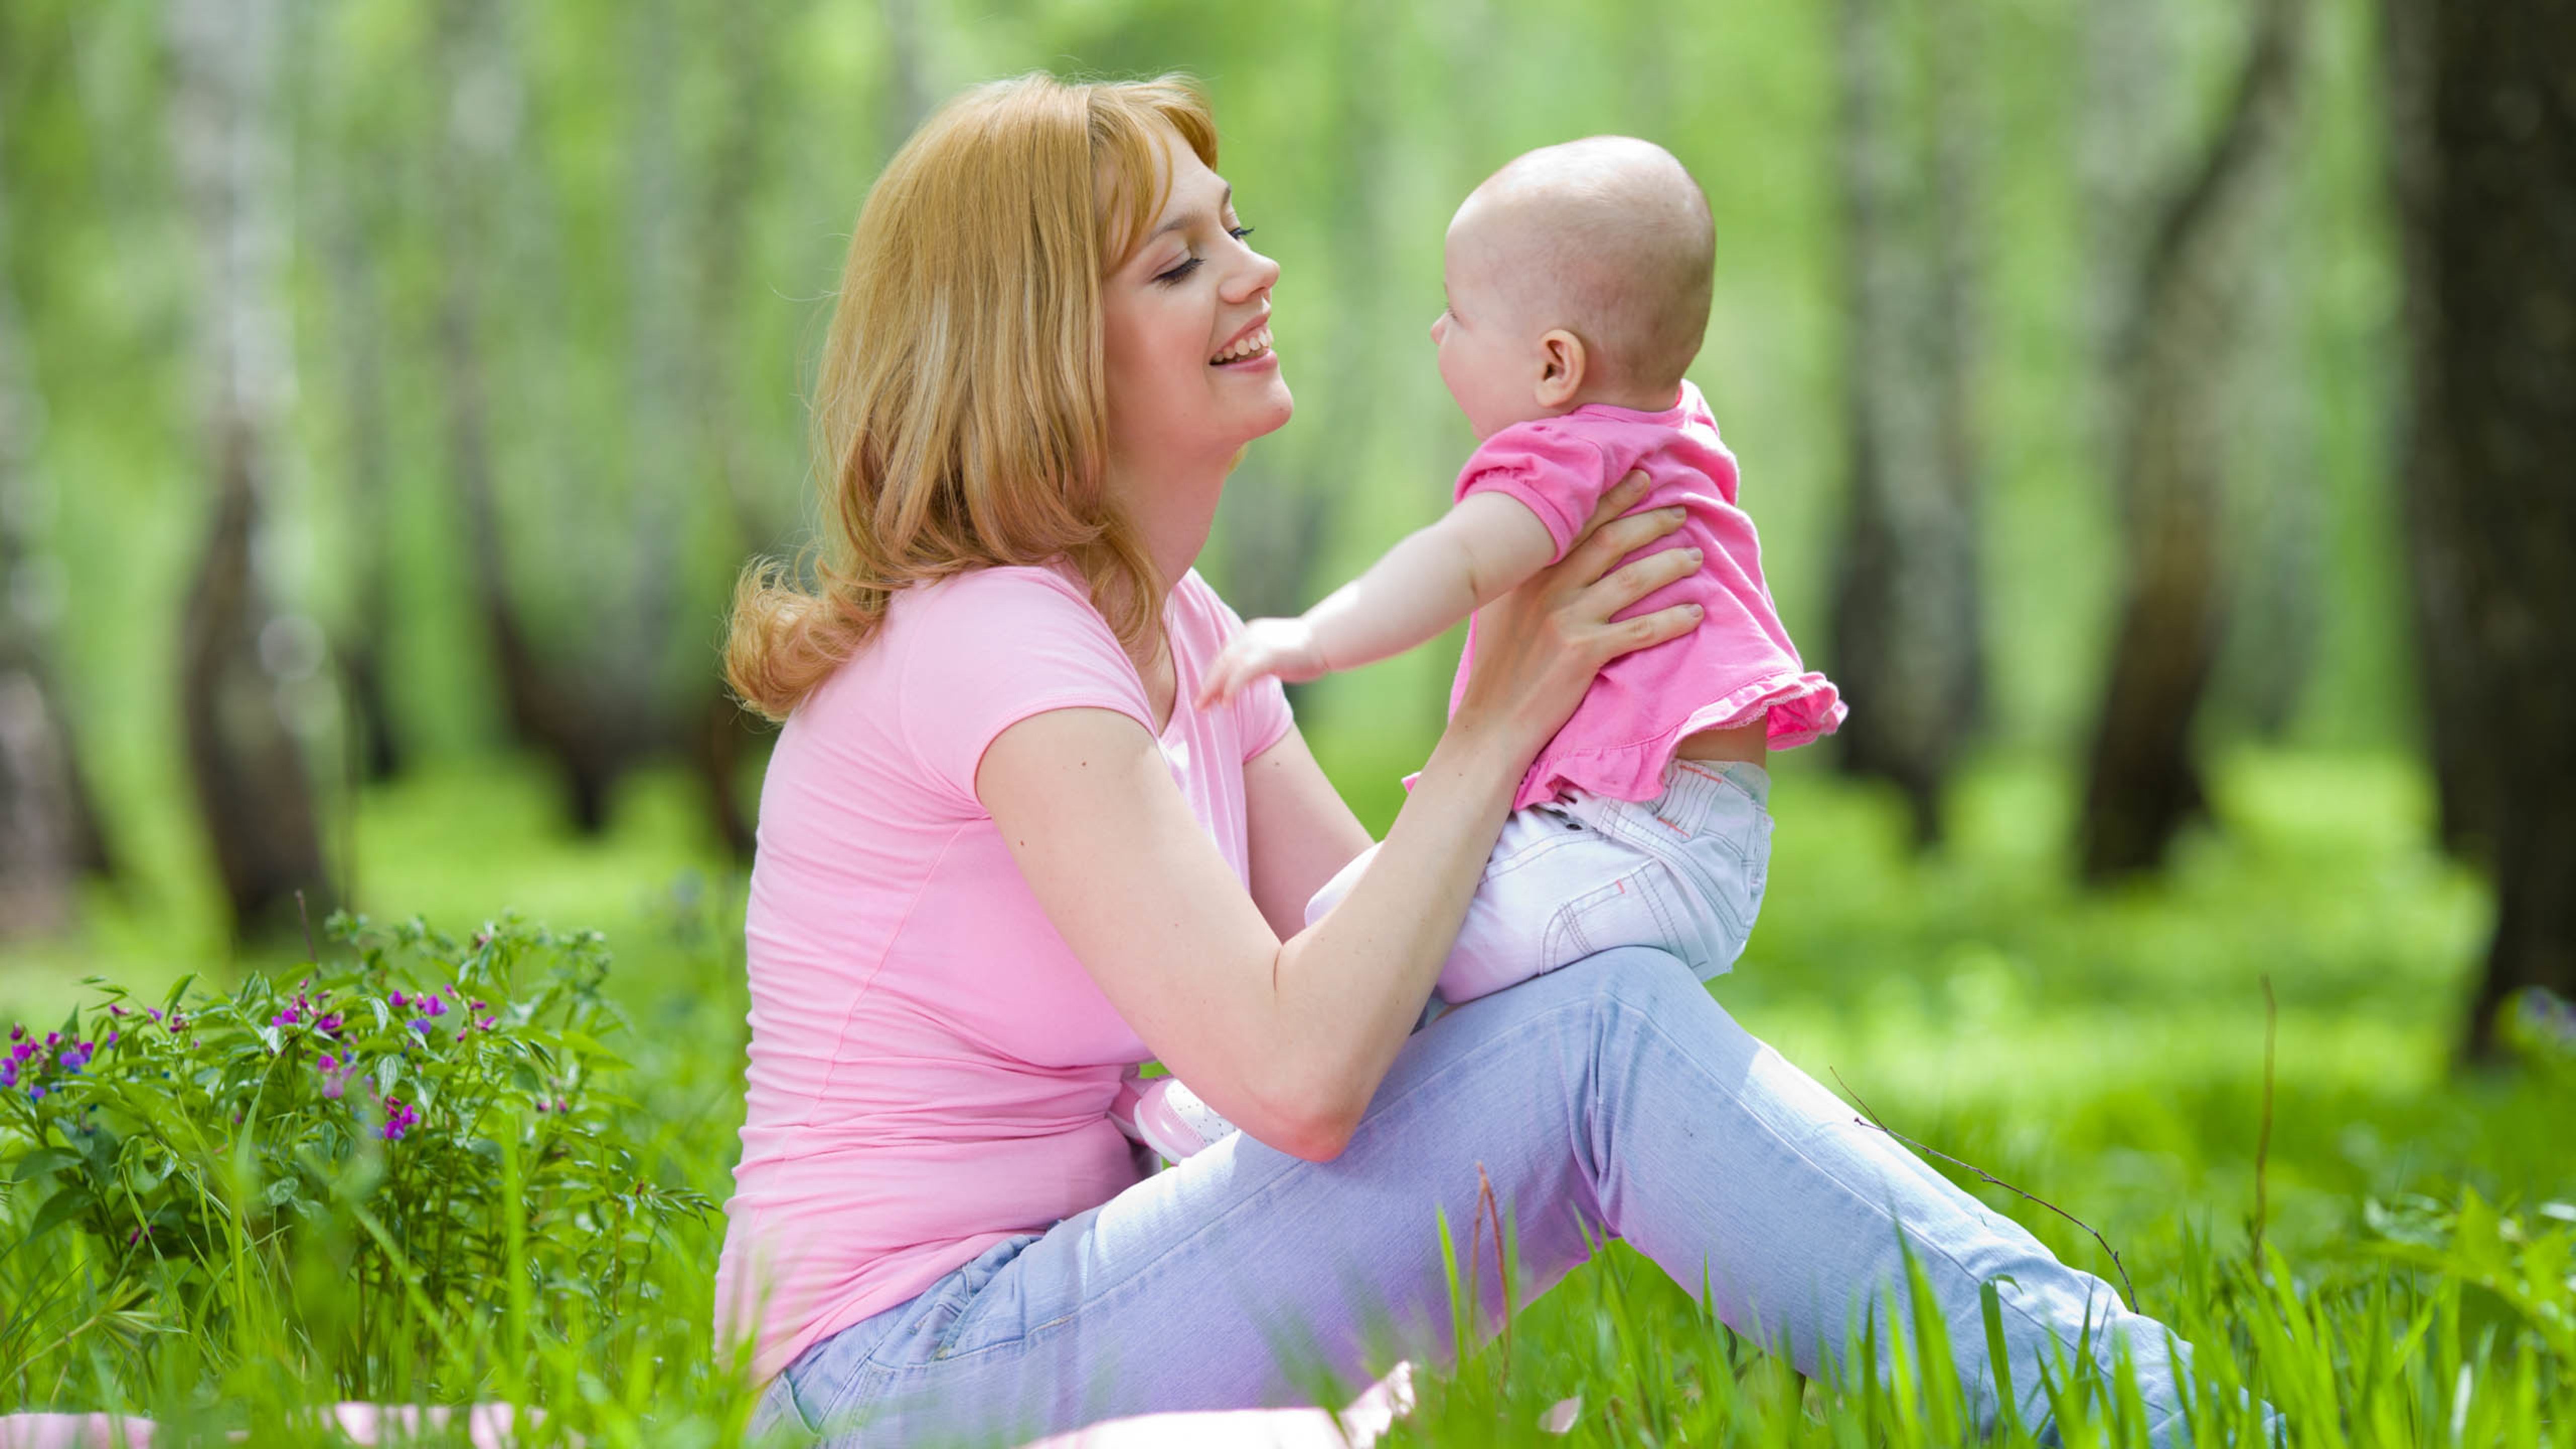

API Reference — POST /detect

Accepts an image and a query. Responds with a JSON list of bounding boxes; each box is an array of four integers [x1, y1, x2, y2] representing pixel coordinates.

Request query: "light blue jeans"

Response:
[[756, 948, 2200, 1446], [1305, 759, 1776, 1005]]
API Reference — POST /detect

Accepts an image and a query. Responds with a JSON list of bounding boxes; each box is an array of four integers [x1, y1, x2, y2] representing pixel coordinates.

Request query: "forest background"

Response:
[[1, 0, 2571, 1440]]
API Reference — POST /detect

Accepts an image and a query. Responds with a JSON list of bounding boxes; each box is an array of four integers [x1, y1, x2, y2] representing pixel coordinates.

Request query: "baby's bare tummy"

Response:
[[1674, 717, 1769, 767]]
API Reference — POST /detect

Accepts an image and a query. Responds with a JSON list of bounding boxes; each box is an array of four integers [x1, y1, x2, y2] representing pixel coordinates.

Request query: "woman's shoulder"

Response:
[[896, 562, 1101, 629], [804, 565, 1133, 716]]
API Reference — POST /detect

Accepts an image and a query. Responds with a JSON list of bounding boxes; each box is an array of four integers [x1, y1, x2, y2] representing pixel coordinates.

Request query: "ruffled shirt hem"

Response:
[[1512, 670, 1845, 812]]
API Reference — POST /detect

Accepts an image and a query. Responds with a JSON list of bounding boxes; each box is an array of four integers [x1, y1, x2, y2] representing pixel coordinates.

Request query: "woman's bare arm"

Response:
[[979, 475, 1698, 1160], [1240, 725, 1373, 940]]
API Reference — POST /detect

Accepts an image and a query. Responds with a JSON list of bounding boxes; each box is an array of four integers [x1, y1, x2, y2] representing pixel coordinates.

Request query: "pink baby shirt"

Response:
[[1449, 379, 1844, 811], [715, 566, 1294, 1382]]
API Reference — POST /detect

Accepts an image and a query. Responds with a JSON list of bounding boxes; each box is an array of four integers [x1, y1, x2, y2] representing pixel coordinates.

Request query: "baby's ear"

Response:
[[1535, 329, 1588, 409]]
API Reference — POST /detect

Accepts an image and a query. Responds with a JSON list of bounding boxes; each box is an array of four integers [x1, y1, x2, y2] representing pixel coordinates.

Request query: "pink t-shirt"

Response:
[[715, 565, 1294, 1381], [1449, 380, 1845, 811]]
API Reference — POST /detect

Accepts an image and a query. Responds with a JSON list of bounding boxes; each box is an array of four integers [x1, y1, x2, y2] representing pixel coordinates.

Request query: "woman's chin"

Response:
[[1241, 375, 1294, 439]]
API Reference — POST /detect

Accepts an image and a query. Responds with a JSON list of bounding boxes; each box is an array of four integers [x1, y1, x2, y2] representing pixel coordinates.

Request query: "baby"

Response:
[[1115, 137, 1844, 1164]]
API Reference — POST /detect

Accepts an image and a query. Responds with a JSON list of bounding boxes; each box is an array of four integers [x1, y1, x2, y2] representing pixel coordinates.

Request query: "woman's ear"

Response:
[[1535, 329, 1588, 409]]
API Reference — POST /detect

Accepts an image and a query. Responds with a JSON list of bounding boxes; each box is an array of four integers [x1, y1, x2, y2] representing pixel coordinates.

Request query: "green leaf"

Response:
[[22, 1184, 94, 1245], [13, 1147, 82, 1182]]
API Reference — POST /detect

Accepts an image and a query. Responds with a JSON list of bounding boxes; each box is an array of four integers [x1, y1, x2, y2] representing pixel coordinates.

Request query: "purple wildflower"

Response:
[[381, 1095, 420, 1141], [272, 1006, 301, 1027], [315, 1013, 343, 1035], [390, 990, 409, 1009], [1, 1061, 16, 1090], [6, 1024, 21, 1041], [475, 1016, 496, 1032], [411, 1019, 433, 1035], [419, 994, 449, 1019]]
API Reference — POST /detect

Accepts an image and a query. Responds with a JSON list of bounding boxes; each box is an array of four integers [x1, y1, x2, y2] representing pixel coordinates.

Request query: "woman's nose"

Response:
[[1226, 244, 1280, 301]]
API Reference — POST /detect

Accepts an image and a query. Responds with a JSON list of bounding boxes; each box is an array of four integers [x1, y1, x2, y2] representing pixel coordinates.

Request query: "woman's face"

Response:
[[1100, 129, 1289, 489]]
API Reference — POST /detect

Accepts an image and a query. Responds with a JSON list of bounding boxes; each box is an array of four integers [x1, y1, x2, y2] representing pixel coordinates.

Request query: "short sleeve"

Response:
[[894, 568, 1157, 808], [1453, 421, 1615, 564], [1171, 572, 1295, 760]]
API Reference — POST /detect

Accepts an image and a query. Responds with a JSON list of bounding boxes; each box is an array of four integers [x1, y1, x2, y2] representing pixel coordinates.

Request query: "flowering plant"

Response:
[[0, 914, 708, 1389]]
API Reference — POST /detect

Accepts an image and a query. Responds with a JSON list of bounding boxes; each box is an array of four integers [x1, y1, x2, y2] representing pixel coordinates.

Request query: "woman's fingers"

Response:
[[1599, 600, 1705, 662], [1562, 502, 1688, 589], [1587, 541, 1704, 615], [1573, 469, 1656, 537]]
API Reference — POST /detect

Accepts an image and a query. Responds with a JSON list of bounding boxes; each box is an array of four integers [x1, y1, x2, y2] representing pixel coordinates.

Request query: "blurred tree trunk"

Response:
[[0, 119, 114, 937], [2379, 0, 2493, 863], [317, 113, 404, 785], [2379, 0, 2576, 1059], [434, 0, 648, 835], [1827, 0, 1989, 848], [2076, 0, 2307, 882], [167, 0, 335, 938], [681, 0, 794, 863], [2203, 112, 2323, 742]]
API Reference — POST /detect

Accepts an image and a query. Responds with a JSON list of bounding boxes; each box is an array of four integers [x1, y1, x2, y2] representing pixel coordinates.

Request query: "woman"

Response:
[[718, 74, 2203, 1445]]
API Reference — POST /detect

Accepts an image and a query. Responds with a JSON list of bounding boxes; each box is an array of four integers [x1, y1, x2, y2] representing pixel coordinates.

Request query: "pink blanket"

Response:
[[0, 1364, 1419, 1447]]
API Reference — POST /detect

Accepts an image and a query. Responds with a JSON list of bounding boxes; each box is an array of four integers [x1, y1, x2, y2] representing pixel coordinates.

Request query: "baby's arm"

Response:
[[1197, 493, 1557, 707]]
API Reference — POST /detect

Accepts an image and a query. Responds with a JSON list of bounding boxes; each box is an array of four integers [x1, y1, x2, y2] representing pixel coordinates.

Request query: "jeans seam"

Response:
[[931, 988, 1632, 1369], [902, 1147, 1316, 1368], [1613, 999, 2084, 1355]]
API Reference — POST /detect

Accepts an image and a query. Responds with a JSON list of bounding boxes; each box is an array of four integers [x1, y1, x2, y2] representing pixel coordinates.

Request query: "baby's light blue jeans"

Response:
[[754, 947, 2209, 1446], [1309, 758, 1776, 1005]]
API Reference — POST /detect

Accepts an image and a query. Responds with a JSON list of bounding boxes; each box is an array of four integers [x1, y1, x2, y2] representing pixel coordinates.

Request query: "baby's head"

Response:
[[1432, 137, 1714, 438]]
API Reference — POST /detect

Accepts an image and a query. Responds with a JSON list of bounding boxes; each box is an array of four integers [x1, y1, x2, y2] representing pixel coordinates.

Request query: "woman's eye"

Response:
[[1154, 256, 1204, 285], [1228, 225, 1255, 242]]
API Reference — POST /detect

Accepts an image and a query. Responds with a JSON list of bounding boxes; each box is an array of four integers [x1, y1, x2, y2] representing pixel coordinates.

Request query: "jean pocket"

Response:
[[1542, 861, 1685, 971]]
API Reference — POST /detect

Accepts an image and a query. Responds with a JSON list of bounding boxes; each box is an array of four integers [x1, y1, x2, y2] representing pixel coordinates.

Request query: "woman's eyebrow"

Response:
[[1148, 183, 1234, 241]]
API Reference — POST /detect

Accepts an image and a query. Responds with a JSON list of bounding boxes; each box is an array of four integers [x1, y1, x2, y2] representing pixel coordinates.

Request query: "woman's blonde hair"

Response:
[[723, 73, 1218, 721]]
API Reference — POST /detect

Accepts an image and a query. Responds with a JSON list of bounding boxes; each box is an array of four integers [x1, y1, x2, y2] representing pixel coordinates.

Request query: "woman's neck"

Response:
[[1109, 451, 1230, 610]]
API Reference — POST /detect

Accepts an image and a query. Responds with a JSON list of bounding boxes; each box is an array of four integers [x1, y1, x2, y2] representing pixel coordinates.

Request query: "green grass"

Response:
[[3, 746, 2569, 1445]]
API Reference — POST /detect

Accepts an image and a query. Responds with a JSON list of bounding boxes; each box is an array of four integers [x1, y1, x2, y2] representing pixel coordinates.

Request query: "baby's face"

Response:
[[1431, 204, 1555, 440]]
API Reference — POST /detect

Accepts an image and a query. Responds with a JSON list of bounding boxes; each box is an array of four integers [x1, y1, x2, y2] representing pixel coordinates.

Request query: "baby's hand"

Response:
[[1197, 617, 1329, 707]]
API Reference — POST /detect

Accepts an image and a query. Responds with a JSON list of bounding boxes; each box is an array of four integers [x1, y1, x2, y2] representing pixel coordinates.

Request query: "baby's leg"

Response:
[[1438, 802, 1677, 1002], [1303, 813, 1609, 1004], [1111, 1072, 1236, 1164], [1131, 777, 1780, 1161], [1559, 760, 1775, 984], [1443, 764, 1778, 1002]]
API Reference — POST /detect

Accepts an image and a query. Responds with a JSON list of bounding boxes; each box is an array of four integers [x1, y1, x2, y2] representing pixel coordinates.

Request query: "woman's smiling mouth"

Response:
[[1211, 325, 1274, 366]]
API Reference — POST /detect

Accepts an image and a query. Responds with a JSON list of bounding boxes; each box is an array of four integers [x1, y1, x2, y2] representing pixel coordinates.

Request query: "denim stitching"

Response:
[[894, 988, 1629, 1374]]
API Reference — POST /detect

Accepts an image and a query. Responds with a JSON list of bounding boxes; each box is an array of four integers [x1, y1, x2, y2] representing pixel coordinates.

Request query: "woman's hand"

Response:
[[1452, 470, 1703, 759]]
